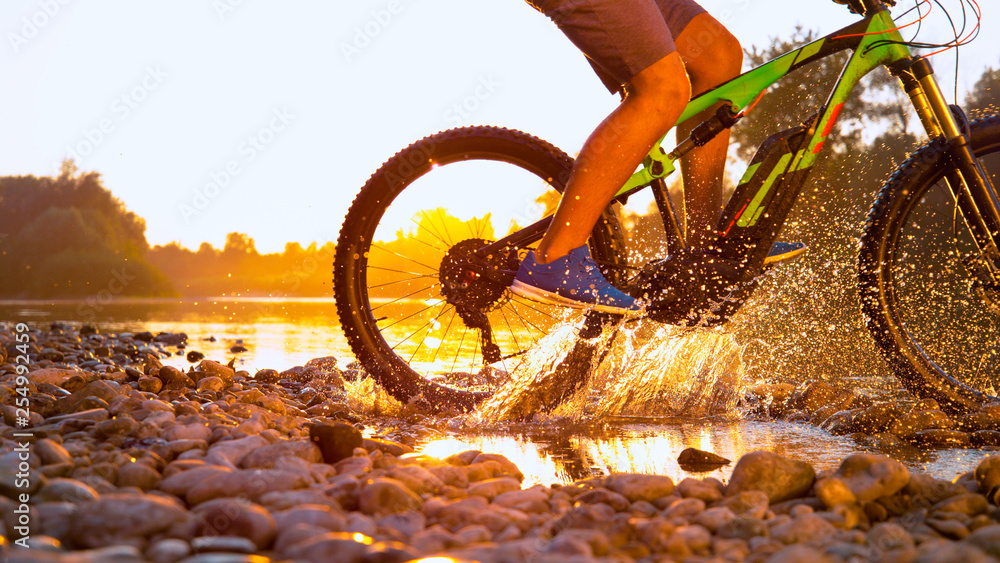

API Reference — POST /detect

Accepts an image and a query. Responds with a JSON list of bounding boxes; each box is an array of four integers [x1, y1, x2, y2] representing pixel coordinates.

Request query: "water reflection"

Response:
[[415, 420, 989, 487]]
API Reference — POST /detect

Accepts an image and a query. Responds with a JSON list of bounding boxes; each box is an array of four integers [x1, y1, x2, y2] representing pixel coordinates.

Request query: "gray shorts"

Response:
[[527, 0, 707, 93]]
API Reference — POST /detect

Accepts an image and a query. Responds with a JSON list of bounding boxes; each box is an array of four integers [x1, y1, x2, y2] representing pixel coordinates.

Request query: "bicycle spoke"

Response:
[[369, 274, 439, 290], [371, 284, 442, 314], [370, 242, 440, 273]]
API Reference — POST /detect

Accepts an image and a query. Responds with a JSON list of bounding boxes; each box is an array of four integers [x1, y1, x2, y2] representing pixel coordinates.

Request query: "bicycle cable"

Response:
[[863, 0, 983, 102]]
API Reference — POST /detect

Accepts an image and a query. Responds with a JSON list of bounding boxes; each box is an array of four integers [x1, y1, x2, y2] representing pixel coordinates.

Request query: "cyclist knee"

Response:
[[679, 18, 743, 94], [626, 53, 691, 120]]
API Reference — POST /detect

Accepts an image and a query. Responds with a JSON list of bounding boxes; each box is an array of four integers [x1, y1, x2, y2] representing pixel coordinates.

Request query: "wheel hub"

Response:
[[439, 238, 518, 311]]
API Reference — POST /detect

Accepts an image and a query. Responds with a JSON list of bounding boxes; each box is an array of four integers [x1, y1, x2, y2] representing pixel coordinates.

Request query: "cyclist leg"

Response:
[[672, 12, 743, 250], [525, 0, 692, 264]]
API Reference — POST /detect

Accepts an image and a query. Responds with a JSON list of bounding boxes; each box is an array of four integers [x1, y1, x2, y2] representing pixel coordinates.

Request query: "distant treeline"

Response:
[[0, 161, 337, 298], [147, 235, 337, 297]]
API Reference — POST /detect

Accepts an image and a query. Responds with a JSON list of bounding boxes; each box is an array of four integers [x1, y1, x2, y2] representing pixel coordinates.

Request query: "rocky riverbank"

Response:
[[1, 322, 1000, 562]]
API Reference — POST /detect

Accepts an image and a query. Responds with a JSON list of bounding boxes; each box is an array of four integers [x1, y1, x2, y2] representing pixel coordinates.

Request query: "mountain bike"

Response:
[[333, 0, 1000, 414]]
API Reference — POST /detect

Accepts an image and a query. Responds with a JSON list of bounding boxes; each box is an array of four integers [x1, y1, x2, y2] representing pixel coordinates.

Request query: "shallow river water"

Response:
[[2, 297, 994, 485]]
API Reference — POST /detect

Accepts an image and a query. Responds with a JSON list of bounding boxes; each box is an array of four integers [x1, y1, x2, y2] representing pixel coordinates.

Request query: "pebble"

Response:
[[7, 324, 1000, 562]]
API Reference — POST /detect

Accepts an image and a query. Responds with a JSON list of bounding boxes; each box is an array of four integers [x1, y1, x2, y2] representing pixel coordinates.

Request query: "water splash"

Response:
[[479, 316, 746, 422]]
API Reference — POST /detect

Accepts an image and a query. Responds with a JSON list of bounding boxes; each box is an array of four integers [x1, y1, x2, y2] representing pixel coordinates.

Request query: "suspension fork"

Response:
[[894, 57, 1000, 268]]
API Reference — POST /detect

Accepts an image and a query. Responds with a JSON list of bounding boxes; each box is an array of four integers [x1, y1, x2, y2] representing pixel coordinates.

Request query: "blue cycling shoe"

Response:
[[764, 241, 807, 265], [510, 245, 643, 314]]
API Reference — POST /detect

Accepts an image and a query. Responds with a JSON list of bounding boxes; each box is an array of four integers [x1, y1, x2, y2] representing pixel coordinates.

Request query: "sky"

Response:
[[1, 0, 997, 253]]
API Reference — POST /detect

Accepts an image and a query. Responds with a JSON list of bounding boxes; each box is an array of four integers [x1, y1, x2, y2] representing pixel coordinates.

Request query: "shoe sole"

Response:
[[510, 280, 643, 316], [763, 244, 808, 266]]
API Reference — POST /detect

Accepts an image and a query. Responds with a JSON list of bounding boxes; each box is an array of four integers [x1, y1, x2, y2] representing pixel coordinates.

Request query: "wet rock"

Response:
[[186, 469, 312, 505], [575, 488, 630, 511], [273, 505, 347, 534], [146, 538, 192, 563], [916, 541, 993, 562], [815, 453, 909, 508], [727, 451, 815, 503], [971, 430, 1000, 447], [890, 409, 953, 439], [197, 376, 226, 393], [198, 360, 236, 385], [677, 477, 724, 503], [358, 477, 422, 516], [203, 435, 268, 468], [281, 531, 372, 562], [931, 493, 990, 517], [116, 462, 161, 491], [384, 465, 444, 496], [471, 453, 524, 482], [723, 490, 770, 519], [717, 516, 769, 540], [68, 493, 190, 548], [137, 376, 163, 393], [677, 448, 731, 471], [604, 473, 675, 503], [29, 368, 79, 387], [34, 438, 73, 466], [664, 497, 706, 520], [964, 524, 1000, 558], [771, 513, 837, 545], [192, 498, 277, 549], [310, 422, 362, 464], [157, 365, 194, 390], [974, 455, 1000, 502], [238, 440, 322, 469], [54, 380, 120, 414], [915, 429, 971, 447]]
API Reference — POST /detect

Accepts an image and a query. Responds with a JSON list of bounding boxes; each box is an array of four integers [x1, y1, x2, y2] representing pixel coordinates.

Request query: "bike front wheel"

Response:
[[333, 126, 628, 410], [860, 115, 1000, 413]]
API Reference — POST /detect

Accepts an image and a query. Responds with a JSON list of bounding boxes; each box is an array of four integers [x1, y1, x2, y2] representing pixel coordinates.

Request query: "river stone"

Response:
[[472, 453, 524, 482], [35, 501, 78, 542], [157, 366, 194, 390], [971, 430, 1000, 447], [931, 493, 989, 517], [974, 455, 1000, 502], [68, 493, 190, 548], [137, 376, 163, 393], [363, 437, 412, 457], [677, 477, 724, 503], [310, 422, 363, 464], [890, 409, 953, 439], [664, 497, 706, 520], [29, 368, 79, 387], [159, 466, 234, 498], [574, 488, 630, 512], [718, 516, 770, 540], [282, 531, 372, 562], [821, 453, 909, 507], [197, 376, 226, 393], [493, 488, 550, 514], [916, 541, 993, 562], [358, 477, 422, 516], [964, 524, 1000, 558], [723, 490, 769, 519], [34, 478, 99, 504], [727, 451, 815, 503], [93, 415, 139, 439], [192, 498, 276, 549], [677, 448, 731, 471], [915, 429, 971, 447], [34, 438, 73, 466], [198, 360, 236, 385], [273, 505, 347, 534], [146, 538, 192, 563], [239, 440, 322, 469], [186, 469, 312, 505], [116, 462, 161, 491], [203, 435, 268, 468], [54, 380, 120, 414], [604, 473, 675, 503], [384, 464, 444, 496], [163, 422, 213, 442], [771, 513, 837, 545]]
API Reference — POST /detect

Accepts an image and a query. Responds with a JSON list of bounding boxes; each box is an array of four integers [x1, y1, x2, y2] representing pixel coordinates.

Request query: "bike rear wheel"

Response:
[[333, 126, 628, 410], [860, 115, 1000, 413]]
